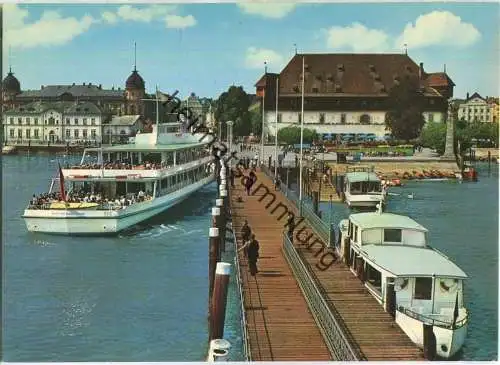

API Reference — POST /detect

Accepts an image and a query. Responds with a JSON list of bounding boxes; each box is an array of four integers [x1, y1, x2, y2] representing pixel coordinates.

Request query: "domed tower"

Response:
[[124, 43, 145, 115], [2, 67, 21, 111]]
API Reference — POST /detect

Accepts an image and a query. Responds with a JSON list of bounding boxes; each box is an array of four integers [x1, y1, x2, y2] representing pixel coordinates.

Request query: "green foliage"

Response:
[[384, 76, 426, 141], [250, 109, 262, 136], [214, 86, 251, 138], [419, 122, 447, 154], [277, 126, 317, 145]]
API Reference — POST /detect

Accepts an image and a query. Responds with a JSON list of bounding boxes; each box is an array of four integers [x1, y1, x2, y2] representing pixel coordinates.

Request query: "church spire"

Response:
[[133, 41, 137, 71]]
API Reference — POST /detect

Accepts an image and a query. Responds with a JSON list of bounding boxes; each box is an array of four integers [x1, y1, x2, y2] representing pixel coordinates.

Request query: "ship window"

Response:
[[414, 277, 432, 300], [384, 229, 402, 243], [353, 225, 358, 243]]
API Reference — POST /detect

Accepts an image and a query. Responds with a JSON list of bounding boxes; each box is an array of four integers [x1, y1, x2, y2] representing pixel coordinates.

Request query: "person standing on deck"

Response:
[[241, 220, 251, 242], [239, 234, 260, 276]]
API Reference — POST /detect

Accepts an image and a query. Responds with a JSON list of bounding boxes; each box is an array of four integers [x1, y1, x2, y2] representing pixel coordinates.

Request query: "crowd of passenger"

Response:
[[28, 188, 153, 210], [67, 160, 173, 170]]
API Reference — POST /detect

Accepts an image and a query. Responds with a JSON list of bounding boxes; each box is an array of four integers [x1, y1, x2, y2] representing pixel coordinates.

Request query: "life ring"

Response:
[[440, 278, 458, 293], [394, 278, 409, 291]]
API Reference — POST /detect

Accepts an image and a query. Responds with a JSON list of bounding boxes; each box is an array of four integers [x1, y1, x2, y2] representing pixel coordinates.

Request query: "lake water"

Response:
[[2, 154, 244, 361], [316, 163, 498, 361]]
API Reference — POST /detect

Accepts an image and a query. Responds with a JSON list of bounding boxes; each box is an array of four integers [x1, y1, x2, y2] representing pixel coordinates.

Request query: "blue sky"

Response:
[[3, 2, 499, 100]]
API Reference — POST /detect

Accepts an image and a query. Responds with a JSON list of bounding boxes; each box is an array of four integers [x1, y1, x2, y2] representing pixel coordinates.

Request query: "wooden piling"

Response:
[[488, 151, 491, 172], [423, 324, 436, 360], [312, 191, 319, 215], [385, 281, 396, 318], [343, 236, 350, 265], [216, 198, 226, 253], [211, 207, 222, 262], [208, 227, 220, 308], [210, 262, 231, 341]]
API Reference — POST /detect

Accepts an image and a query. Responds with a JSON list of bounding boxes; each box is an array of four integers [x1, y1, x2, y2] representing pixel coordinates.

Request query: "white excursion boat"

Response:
[[338, 206, 468, 359], [343, 166, 385, 208], [23, 122, 216, 235]]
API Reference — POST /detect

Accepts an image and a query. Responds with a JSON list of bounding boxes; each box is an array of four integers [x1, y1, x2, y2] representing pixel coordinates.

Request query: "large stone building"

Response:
[[3, 101, 104, 144], [2, 65, 147, 117], [255, 53, 455, 140], [457, 92, 498, 123]]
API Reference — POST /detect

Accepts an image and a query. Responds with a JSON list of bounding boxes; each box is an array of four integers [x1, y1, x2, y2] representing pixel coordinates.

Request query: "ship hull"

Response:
[[23, 176, 214, 235]]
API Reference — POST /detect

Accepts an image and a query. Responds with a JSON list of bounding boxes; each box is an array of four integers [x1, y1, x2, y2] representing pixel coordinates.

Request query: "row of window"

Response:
[[7, 117, 98, 126], [276, 113, 437, 124], [461, 108, 490, 114], [9, 129, 97, 139]]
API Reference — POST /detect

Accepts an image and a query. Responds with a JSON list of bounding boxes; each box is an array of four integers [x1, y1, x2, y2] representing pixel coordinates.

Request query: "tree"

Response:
[[419, 122, 447, 154], [385, 76, 426, 141], [214, 86, 252, 138], [277, 126, 317, 145], [250, 109, 262, 136]]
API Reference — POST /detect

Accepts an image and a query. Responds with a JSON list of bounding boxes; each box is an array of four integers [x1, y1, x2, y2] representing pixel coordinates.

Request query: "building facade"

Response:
[[457, 92, 494, 123], [103, 115, 144, 144], [2, 66, 147, 117], [2, 101, 104, 144], [255, 53, 455, 140]]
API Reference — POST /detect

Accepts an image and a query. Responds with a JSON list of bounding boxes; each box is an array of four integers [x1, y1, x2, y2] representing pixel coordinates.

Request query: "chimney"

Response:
[[83, 82, 86, 86], [41, 85, 44, 89], [99, 84, 102, 89], [466, 92, 469, 100], [419, 62, 424, 79]]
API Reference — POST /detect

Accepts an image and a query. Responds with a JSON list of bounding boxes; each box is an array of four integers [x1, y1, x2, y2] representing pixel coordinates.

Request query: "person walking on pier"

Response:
[[241, 220, 251, 242], [238, 233, 260, 275], [230, 168, 235, 188], [285, 212, 295, 243]]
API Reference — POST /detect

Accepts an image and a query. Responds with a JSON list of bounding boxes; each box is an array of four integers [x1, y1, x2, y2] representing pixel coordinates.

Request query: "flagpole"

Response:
[[274, 76, 279, 178], [299, 55, 305, 216], [261, 62, 267, 166]]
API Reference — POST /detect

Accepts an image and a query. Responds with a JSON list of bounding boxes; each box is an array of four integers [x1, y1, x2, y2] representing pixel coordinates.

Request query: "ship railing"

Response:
[[397, 306, 468, 329], [282, 232, 364, 360]]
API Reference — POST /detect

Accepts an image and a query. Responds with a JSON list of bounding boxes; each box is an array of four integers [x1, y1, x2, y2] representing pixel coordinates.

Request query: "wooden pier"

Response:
[[230, 168, 425, 361], [230, 175, 332, 360]]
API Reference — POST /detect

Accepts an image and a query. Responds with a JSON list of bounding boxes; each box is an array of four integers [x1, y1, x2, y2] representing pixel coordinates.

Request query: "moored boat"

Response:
[[343, 166, 385, 208], [22, 121, 216, 235], [338, 205, 468, 359]]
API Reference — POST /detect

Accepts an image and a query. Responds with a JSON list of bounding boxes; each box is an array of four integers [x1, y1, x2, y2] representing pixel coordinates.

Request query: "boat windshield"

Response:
[[350, 181, 381, 194]]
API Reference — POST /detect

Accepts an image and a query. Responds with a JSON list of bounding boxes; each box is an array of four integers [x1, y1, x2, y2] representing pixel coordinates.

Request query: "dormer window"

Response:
[[384, 229, 402, 243], [334, 84, 342, 93], [337, 64, 345, 71], [369, 64, 376, 72], [374, 74, 381, 81]]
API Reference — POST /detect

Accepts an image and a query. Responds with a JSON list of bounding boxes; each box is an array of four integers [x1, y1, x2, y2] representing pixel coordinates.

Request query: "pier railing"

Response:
[[261, 165, 334, 245], [282, 233, 364, 360], [229, 199, 252, 360]]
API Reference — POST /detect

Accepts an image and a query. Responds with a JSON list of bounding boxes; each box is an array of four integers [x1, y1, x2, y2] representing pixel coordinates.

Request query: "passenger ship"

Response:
[[23, 122, 215, 235], [338, 205, 468, 359], [343, 166, 386, 208]]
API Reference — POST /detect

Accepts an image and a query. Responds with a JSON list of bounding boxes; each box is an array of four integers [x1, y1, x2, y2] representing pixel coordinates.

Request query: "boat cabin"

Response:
[[340, 212, 468, 329], [345, 171, 382, 194]]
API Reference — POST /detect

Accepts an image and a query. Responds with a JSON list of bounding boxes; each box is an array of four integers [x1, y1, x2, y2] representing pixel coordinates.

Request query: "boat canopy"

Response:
[[84, 142, 207, 153], [360, 244, 468, 279], [346, 171, 380, 183], [350, 212, 428, 231]]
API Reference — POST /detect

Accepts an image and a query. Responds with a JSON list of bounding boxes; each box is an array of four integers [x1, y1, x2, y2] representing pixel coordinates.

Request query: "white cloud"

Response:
[[326, 23, 390, 52], [100, 5, 196, 29], [245, 47, 285, 69], [396, 11, 481, 49], [165, 14, 197, 29], [4, 4, 95, 49], [101, 11, 118, 25], [237, 2, 297, 19], [115, 4, 174, 22]]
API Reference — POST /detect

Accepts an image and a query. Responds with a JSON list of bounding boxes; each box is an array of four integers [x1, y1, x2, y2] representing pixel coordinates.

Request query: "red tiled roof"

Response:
[[425, 72, 455, 87], [257, 53, 452, 97]]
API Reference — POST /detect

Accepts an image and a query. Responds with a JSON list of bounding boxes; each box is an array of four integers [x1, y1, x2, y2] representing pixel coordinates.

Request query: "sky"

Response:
[[3, 2, 499, 100]]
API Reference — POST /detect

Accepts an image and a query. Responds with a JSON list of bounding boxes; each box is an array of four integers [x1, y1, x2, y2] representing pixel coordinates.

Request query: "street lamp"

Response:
[[226, 120, 234, 160]]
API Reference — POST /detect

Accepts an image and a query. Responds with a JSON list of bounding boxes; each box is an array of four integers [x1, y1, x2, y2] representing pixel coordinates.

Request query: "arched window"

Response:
[[359, 114, 371, 125], [48, 117, 55, 125]]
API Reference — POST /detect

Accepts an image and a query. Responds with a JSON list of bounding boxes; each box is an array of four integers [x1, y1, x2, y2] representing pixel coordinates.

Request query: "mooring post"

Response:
[[385, 281, 396, 318], [312, 191, 319, 215], [423, 324, 437, 360], [488, 151, 491, 173], [208, 227, 220, 311], [211, 207, 222, 262], [216, 198, 226, 253], [210, 262, 232, 341]]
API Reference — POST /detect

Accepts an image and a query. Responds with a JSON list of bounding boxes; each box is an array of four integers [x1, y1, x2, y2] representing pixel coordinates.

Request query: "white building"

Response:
[[256, 53, 455, 141], [457, 92, 493, 123], [103, 115, 143, 144], [2, 101, 104, 144]]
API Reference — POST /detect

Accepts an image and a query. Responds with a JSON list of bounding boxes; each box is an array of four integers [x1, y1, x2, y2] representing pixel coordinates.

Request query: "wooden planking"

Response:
[[230, 172, 332, 361], [251, 171, 425, 361]]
